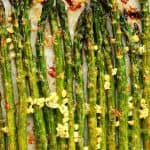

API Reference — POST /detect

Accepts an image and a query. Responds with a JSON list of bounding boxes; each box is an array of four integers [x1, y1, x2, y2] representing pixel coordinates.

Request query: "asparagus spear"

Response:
[[115, 26, 129, 150], [95, 41, 107, 150], [73, 15, 85, 149], [8, 3, 30, 149], [92, 1, 107, 149], [130, 48, 142, 150], [140, 1, 150, 149], [96, 1, 116, 149], [103, 38, 116, 150], [63, 30, 75, 149], [121, 11, 144, 149], [109, 1, 129, 149], [83, 5, 97, 149], [49, 1, 64, 97], [0, 15, 17, 150], [126, 26, 142, 150], [58, 1, 75, 149], [49, 1, 72, 149], [35, 1, 57, 149]]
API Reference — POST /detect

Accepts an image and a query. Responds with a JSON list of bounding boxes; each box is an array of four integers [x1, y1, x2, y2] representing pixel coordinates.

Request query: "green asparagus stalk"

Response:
[[92, 1, 107, 149], [73, 15, 85, 149], [115, 26, 129, 150], [103, 38, 116, 150], [130, 49, 142, 150], [121, 11, 144, 149], [0, 16, 17, 150], [96, 2, 116, 149], [84, 6, 97, 149], [58, 1, 75, 149], [126, 26, 142, 150], [50, 1, 64, 97], [48, 1, 67, 149], [35, 1, 57, 149], [64, 33, 75, 148], [95, 41, 107, 150], [12, 19, 28, 150], [140, 1, 150, 149], [109, 1, 129, 149]]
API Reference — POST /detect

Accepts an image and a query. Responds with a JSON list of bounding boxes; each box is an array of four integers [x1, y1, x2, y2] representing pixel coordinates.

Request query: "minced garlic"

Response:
[[128, 120, 135, 126], [1, 127, 8, 133], [6, 38, 12, 43], [139, 107, 149, 119], [131, 35, 139, 43], [27, 106, 34, 114], [62, 90, 67, 98], [112, 68, 117, 76], [7, 26, 14, 34], [104, 81, 110, 90]]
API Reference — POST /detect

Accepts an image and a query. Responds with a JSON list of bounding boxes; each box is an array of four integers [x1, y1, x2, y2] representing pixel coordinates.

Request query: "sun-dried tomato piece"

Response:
[[69, 3, 81, 11], [49, 66, 56, 71], [48, 66, 56, 78], [125, 6, 141, 19], [28, 133, 35, 144], [65, 0, 82, 11], [121, 0, 128, 4], [126, 11, 141, 19], [112, 108, 122, 117], [66, 0, 73, 6], [40, 1, 46, 5], [5, 102, 11, 110], [48, 71, 56, 78]]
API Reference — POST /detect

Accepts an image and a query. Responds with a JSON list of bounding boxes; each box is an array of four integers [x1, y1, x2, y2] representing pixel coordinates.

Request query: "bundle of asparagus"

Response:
[[0, 0, 149, 149]]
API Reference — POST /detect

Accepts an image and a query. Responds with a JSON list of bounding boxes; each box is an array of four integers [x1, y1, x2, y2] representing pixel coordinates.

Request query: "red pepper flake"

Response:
[[69, 3, 81, 11], [126, 7, 141, 20], [5, 102, 11, 110], [31, 28, 37, 32], [58, 29, 64, 37], [40, 0, 47, 5], [116, 48, 122, 59], [48, 66, 56, 78], [87, 40, 92, 49], [126, 11, 141, 19], [1, 38, 6, 45], [121, 0, 128, 4], [65, 0, 82, 11], [112, 108, 122, 117], [66, 0, 73, 6], [28, 133, 35, 144]]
